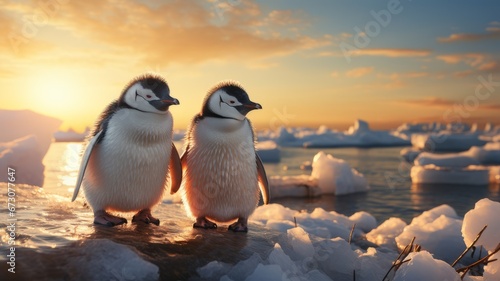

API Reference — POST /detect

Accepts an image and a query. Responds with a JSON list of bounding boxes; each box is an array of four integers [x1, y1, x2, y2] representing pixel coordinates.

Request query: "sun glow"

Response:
[[30, 70, 83, 114]]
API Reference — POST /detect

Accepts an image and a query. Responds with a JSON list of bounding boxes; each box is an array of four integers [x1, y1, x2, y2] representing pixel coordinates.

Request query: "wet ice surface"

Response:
[[0, 183, 282, 280]]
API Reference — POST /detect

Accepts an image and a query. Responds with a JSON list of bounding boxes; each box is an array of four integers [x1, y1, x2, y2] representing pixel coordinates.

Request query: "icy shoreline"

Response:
[[1, 184, 498, 281]]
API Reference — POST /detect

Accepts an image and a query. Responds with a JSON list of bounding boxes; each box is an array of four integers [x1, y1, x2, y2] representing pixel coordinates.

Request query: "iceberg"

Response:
[[53, 128, 89, 142], [411, 132, 487, 152], [409, 145, 499, 185], [0, 110, 61, 186], [0, 135, 45, 186], [0, 109, 61, 155], [262, 120, 410, 148]]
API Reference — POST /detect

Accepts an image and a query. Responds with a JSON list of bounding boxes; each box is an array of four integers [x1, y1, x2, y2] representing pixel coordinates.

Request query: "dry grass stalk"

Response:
[[349, 223, 356, 244], [451, 225, 487, 267], [382, 237, 420, 281], [457, 243, 500, 279]]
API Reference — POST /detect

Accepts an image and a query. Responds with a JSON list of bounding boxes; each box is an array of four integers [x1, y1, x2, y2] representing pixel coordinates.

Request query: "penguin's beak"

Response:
[[244, 101, 262, 110], [161, 98, 180, 105]]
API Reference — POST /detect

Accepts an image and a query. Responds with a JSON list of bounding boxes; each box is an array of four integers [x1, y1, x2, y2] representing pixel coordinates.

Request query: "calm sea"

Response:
[[43, 142, 500, 223]]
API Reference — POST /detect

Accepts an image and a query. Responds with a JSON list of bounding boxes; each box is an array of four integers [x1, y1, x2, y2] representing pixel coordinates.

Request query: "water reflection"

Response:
[[410, 183, 498, 217]]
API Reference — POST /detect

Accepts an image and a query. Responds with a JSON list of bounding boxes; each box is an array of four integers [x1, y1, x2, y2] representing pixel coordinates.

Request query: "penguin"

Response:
[[172, 81, 270, 232], [72, 73, 182, 227]]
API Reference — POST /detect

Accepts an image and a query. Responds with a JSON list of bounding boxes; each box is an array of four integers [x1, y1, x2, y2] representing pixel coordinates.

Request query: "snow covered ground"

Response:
[[196, 199, 500, 281]]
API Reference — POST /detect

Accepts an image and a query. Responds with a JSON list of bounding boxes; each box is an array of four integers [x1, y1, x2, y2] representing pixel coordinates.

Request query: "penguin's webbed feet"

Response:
[[193, 217, 217, 229], [228, 218, 248, 232], [132, 209, 160, 226], [94, 210, 128, 227]]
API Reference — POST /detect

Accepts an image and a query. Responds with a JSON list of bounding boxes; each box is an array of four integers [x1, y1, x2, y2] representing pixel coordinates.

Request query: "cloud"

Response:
[[0, 0, 331, 65], [438, 23, 500, 42], [348, 48, 431, 58], [481, 103, 500, 110], [346, 67, 374, 78], [398, 97, 457, 108], [437, 53, 500, 75]]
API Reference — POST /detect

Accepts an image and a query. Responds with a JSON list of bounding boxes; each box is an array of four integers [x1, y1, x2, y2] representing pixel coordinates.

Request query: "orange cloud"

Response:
[[399, 97, 456, 108], [0, 0, 331, 65], [346, 67, 374, 78], [436, 53, 500, 75], [438, 24, 500, 42], [349, 48, 431, 58]]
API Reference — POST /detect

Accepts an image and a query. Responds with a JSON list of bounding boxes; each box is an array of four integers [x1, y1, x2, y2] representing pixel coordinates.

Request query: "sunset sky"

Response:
[[1, 0, 499, 132]]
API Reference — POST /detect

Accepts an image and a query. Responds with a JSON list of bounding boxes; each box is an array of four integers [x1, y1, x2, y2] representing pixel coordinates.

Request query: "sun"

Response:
[[30, 69, 79, 113], [23, 68, 95, 132]]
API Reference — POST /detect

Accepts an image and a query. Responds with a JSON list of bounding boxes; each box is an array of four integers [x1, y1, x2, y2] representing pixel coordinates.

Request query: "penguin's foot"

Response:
[[193, 217, 217, 229], [228, 218, 248, 232], [132, 209, 160, 226], [94, 210, 127, 227]]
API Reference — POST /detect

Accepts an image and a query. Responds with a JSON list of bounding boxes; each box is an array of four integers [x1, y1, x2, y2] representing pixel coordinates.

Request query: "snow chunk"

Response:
[[225, 253, 263, 281], [396, 205, 465, 263], [489, 166, 500, 183], [311, 151, 369, 195], [197, 260, 232, 280], [269, 175, 320, 199], [245, 264, 285, 281], [411, 132, 487, 152], [414, 152, 480, 167], [287, 227, 315, 260], [462, 198, 500, 252], [315, 237, 357, 280], [250, 204, 297, 224], [255, 140, 281, 163], [393, 251, 460, 281], [484, 252, 500, 281], [68, 239, 159, 281], [267, 243, 299, 276], [400, 147, 421, 163], [367, 217, 407, 249], [349, 211, 377, 233], [411, 165, 490, 185]]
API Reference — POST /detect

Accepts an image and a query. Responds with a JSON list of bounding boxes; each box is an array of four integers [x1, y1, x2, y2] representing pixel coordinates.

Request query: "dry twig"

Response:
[[349, 223, 356, 244], [382, 237, 420, 281], [457, 243, 500, 279], [451, 225, 487, 267]]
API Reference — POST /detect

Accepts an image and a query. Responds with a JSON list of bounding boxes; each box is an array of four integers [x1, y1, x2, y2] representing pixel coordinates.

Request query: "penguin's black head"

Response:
[[202, 81, 262, 120], [120, 73, 180, 114]]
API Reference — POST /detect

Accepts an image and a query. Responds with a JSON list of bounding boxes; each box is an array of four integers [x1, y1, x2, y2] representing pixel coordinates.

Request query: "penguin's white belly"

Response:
[[82, 110, 172, 212], [183, 119, 259, 222]]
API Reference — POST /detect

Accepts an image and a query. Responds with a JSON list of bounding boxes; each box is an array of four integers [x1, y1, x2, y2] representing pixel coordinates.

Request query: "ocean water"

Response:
[[1, 142, 499, 280], [41, 142, 500, 223]]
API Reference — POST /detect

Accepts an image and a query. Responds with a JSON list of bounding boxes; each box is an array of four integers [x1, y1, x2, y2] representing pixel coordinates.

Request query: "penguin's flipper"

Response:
[[256, 153, 270, 204], [180, 144, 189, 171], [169, 143, 182, 195], [72, 130, 104, 202]]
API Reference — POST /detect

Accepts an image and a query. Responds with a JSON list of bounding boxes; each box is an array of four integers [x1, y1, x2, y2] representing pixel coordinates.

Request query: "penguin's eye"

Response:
[[229, 100, 235, 104], [146, 95, 152, 99]]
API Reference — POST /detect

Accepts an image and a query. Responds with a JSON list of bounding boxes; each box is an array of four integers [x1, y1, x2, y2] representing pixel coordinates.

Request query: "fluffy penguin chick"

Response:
[[175, 81, 269, 232], [72, 73, 182, 227]]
